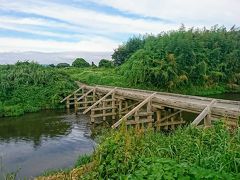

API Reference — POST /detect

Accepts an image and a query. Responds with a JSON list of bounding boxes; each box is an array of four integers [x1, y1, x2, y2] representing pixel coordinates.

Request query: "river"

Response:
[[0, 110, 96, 179], [0, 93, 240, 179]]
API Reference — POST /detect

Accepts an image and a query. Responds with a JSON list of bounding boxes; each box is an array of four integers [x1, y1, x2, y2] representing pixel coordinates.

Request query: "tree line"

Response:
[[54, 58, 113, 68], [111, 25, 240, 90]]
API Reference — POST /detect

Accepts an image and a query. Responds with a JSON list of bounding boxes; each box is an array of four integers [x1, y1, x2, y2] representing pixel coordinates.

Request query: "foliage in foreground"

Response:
[[0, 62, 76, 117], [40, 122, 240, 179]]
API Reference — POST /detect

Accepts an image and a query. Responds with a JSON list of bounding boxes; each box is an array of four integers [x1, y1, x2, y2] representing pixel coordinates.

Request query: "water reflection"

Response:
[[0, 110, 95, 179], [0, 110, 72, 148]]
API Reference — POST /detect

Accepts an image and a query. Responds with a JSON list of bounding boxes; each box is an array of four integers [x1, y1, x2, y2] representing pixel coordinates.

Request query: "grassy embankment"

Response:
[[37, 121, 240, 179], [0, 62, 76, 117], [63, 67, 233, 96]]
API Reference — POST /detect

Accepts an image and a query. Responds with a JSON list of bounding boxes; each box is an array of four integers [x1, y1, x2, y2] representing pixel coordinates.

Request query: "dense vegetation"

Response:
[[39, 122, 240, 179], [113, 26, 240, 91], [98, 59, 114, 68], [72, 58, 90, 68], [0, 62, 76, 117]]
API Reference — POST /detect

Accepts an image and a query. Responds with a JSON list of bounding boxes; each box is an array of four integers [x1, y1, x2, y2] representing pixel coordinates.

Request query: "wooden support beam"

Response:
[[60, 87, 84, 103], [77, 88, 95, 101], [121, 101, 140, 112], [191, 99, 217, 126], [112, 93, 156, 129], [83, 88, 117, 114], [155, 110, 182, 123]]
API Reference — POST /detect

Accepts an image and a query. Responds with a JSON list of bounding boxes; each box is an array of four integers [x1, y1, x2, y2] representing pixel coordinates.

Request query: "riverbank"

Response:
[[0, 62, 77, 117], [37, 121, 240, 179], [63, 67, 240, 96]]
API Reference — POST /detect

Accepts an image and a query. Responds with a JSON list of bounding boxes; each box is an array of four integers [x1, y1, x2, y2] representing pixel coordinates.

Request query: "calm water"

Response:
[[0, 110, 96, 179]]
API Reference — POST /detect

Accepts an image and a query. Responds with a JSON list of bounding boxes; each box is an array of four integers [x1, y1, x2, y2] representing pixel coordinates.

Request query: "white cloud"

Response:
[[0, 0, 180, 34], [0, 37, 119, 52], [89, 0, 240, 26], [0, 0, 238, 55]]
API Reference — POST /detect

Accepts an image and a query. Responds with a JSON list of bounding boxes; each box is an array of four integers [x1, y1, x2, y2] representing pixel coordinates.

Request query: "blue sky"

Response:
[[0, 0, 239, 54]]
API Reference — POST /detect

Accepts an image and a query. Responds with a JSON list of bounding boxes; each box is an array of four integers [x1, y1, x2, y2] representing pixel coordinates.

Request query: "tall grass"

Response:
[[80, 121, 240, 179]]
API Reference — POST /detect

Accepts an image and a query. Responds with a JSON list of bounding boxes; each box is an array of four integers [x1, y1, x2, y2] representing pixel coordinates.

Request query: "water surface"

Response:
[[0, 110, 95, 179]]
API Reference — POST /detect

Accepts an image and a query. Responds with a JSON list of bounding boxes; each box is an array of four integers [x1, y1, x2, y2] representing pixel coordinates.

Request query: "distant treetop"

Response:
[[72, 58, 90, 68]]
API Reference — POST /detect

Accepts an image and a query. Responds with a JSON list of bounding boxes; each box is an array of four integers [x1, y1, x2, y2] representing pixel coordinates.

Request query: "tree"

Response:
[[72, 58, 90, 68], [98, 59, 113, 68], [112, 36, 145, 66], [56, 63, 70, 68]]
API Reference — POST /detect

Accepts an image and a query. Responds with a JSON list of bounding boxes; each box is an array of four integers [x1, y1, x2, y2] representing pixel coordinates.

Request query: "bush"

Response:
[[0, 61, 76, 116], [98, 59, 113, 68], [72, 58, 90, 68], [56, 63, 70, 68]]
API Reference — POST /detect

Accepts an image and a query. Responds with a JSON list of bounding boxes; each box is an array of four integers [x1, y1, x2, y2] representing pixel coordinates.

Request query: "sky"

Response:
[[0, 0, 239, 64]]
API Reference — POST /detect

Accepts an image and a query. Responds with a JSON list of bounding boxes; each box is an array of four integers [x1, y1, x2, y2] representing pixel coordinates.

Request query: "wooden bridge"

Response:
[[61, 82, 240, 130]]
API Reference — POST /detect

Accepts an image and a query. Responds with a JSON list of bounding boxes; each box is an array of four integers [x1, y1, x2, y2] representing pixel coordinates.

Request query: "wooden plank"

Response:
[[83, 88, 117, 114], [77, 88, 95, 101], [60, 87, 83, 103], [191, 99, 217, 126], [92, 107, 117, 111], [112, 93, 156, 129]]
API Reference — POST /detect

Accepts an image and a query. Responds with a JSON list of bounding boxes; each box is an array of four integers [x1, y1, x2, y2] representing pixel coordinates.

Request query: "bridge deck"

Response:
[[81, 84, 240, 120]]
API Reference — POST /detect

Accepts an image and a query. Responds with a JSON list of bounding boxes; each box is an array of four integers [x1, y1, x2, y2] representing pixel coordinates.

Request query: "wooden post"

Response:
[[119, 100, 122, 118], [84, 96, 87, 109], [134, 111, 140, 130], [156, 110, 161, 131], [147, 101, 152, 128], [112, 93, 116, 120], [103, 100, 106, 121], [66, 97, 70, 109], [204, 114, 211, 128], [74, 93, 78, 114], [170, 109, 175, 130], [125, 101, 128, 112], [91, 109, 95, 123], [93, 88, 96, 102]]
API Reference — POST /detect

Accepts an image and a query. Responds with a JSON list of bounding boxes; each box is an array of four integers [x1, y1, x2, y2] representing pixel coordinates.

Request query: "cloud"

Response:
[[89, 0, 240, 26], [0, 0, 180, 35], [0, 0, 238, 57], [0, 37, 119, 52]]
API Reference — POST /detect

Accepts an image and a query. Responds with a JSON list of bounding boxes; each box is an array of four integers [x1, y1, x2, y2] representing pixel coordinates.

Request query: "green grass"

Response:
[[80, 121, 240, 179], [75, 154, 92, 168], [63, 67, 234, 96]]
